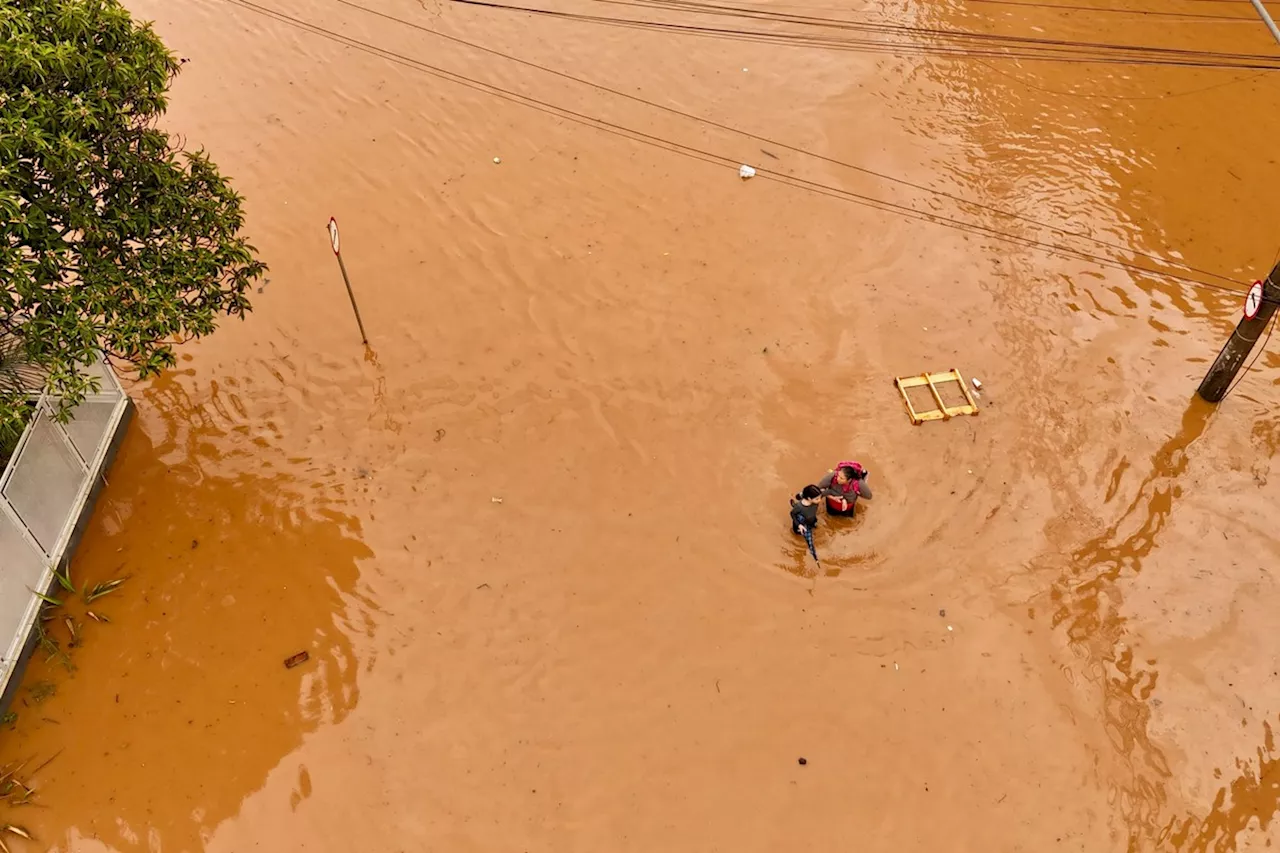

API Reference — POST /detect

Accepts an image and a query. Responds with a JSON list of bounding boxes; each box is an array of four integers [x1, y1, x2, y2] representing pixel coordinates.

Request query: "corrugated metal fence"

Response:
[[0, 361, 130, 690]]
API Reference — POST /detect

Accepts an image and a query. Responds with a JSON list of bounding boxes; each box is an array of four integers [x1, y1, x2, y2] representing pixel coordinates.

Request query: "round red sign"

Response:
[[1245, 280, 1264, 320], [327, 217, 340, 256]]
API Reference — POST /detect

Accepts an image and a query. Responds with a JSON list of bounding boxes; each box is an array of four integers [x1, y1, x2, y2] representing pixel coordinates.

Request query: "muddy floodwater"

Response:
[[5, 0, 1280, 849]]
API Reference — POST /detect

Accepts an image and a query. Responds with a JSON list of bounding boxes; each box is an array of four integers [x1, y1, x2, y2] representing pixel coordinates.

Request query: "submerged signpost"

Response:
[[1196, 261, 1280, 402], [327, 216, 369, 345]]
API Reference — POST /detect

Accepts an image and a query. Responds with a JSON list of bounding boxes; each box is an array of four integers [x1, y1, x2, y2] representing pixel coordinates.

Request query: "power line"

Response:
[[972, 56, 1271, 99], [448, 0, 1280, 68], [650, 0, 1257, 23], [718, 0, 1261, 15], [611, 0, 1253, 35], [336, 0, 1246, 286], [956, 0, 1256, 22], [220, 0, 1256, 305]]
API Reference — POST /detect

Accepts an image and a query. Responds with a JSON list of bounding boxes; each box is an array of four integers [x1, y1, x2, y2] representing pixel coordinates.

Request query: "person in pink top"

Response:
[[818, 460, 872, 517]]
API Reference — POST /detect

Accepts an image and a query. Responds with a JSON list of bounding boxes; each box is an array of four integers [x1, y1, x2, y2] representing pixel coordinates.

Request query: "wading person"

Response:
[[790, 484, 823, 567], [819, 461, 871, 517], [790, 485, 823, 536]]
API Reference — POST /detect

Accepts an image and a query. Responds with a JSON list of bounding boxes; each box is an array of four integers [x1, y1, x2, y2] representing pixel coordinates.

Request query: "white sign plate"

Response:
[[327, 217, 341, 255], [1245, 280, 1263, 320]]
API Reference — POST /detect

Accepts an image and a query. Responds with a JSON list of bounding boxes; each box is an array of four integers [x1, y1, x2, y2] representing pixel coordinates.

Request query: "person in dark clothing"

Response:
[[790, 484, 823, 535], [819, 462, 872, 517]]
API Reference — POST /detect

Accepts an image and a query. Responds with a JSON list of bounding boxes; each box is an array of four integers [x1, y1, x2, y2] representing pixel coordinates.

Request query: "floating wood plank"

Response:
[[893, 368, 980, 425]]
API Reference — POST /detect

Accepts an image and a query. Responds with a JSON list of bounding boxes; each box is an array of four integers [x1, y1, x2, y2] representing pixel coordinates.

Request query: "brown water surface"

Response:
[[4, 0, 1280, 849]]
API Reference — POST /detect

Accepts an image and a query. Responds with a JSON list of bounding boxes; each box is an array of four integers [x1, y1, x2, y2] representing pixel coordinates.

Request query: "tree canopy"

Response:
[[0, 0, 265, 441]]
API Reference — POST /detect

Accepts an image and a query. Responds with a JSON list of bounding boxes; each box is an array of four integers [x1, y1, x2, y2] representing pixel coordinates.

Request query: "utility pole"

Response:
[[1248, 0, 1280, 45], [1197, 261, 1280, 402]]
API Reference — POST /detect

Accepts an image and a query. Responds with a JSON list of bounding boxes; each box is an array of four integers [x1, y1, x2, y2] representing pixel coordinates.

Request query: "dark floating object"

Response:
[[284, 651, 310, 669], [798, 757, 807, 766]]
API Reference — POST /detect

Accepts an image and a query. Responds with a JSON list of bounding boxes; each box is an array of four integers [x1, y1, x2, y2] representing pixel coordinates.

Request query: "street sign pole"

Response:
[[1197, 264, 1280, 402], [327, 217, 369, 345]]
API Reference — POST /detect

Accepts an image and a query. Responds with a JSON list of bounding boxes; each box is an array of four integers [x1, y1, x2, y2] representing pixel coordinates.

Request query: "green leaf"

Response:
[[52, 563, 74, 594], [30, 590, 61, 607], [0, 0, 264, 425]]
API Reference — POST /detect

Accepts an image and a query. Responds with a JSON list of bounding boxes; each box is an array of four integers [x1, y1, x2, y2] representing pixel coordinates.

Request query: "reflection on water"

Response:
[[912, 0, 1275, 328], [1167, 717, 1280, 852], [899, 0, 1280, 847], [2, 0, 1276, 846], [1042, 400, 1213, 846], [0, 372, 376, 852]]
